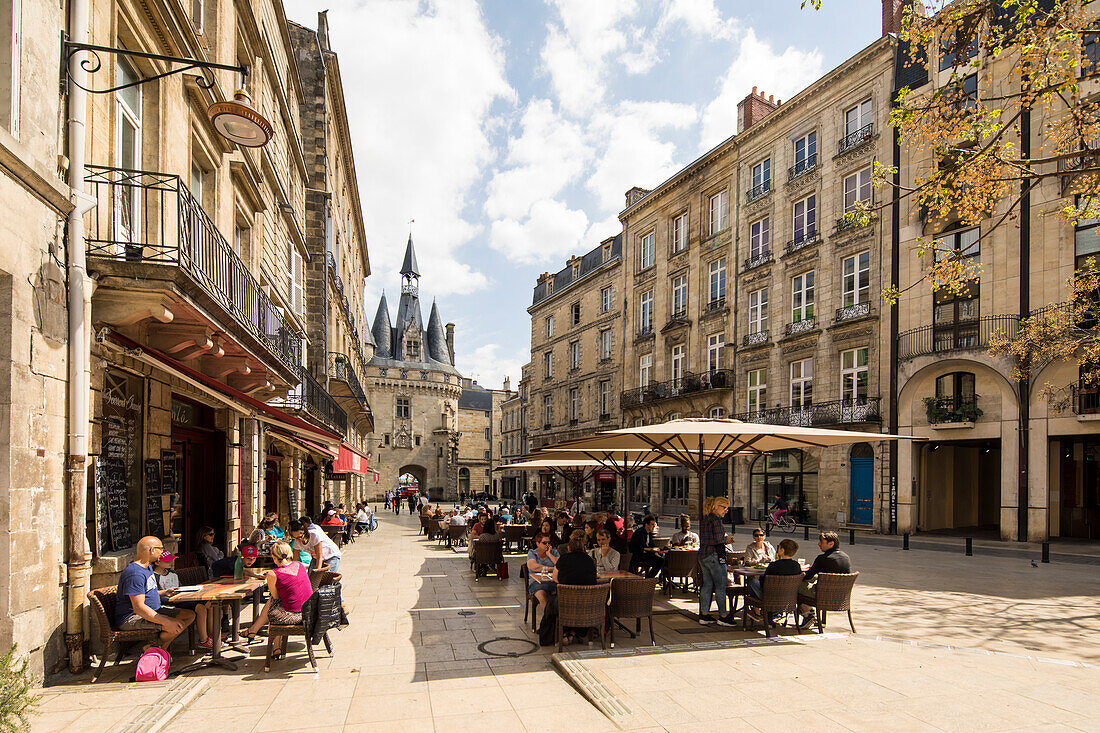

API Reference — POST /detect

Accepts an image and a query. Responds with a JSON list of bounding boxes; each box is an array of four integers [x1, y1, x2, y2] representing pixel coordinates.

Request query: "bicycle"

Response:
[[760, 511, 797, 535]]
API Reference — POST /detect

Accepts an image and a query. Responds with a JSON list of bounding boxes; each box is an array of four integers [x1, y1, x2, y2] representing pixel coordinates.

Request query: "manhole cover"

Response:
[[457, 610, 476, 616], [476, 637, 539, 657]]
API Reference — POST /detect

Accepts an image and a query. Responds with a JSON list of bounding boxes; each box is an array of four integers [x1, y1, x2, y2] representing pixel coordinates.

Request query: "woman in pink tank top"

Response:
[[243, 540, 314, 642]]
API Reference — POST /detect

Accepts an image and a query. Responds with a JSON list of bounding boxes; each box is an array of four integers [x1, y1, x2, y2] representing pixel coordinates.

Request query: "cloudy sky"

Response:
[[283, 0, 881, 389]]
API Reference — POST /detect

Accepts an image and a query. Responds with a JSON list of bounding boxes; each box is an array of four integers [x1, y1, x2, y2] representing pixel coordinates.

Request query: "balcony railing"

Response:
[[637, 324, 654, 338], [620, 369, 735, 409], [742, 330, 770, 347], [785, 317, 816, 336], [898, 315, 1019, 360], [784, 232, 819, 256], [84, 165, 303, 375], [924, 394, 981, 424], [788, 154, 818, 181], [1072, 383, 1100, 414], [704, 297, 727, 313], [325, 253, 370, 372], [328, 351, 369, 408], [670, 307, 688, 320], [839, 123, 874, 154], [746, 180, 772, 202], [743, 250, 774, 271], [836, 302, 872, 322], [281, 370, 348, 436], [736, 398, 881, 426]]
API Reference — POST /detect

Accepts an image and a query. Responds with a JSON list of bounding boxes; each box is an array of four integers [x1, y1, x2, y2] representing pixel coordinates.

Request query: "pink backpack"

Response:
[[135, 646, 171, 681]]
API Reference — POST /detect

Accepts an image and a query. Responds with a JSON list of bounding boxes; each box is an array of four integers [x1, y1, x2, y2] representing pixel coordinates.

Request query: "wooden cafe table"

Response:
[[171, 577, 266, 671]]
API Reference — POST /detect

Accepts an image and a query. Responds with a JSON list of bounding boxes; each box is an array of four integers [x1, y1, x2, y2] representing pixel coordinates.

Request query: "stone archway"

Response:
[[398, 464, 428, 494]]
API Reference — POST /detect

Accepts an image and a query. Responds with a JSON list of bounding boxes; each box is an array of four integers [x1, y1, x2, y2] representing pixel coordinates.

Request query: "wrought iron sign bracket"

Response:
[[61, 32, 248, 95]]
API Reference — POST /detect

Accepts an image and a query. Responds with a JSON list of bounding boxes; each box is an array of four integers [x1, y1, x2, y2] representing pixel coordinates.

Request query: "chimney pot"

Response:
[[769, 94, 774, 103], [752, 85, 757, 94]]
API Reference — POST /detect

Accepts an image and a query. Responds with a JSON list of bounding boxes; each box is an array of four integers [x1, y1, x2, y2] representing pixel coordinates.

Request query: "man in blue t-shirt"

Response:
[[115, 536, 195, 649]]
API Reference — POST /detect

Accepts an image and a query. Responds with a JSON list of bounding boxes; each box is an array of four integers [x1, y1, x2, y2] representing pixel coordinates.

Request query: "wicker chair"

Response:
[[321, 525, 344, 548], [608, 577, 658, 645], [617, 551, 632, 572], [446, 524, 468, 548], [661, 549, 699, 597], [742, 573, 803, 638], [557, 583, 611, 652], [503, 524, 528, 553], [798, 572, 859, 633], [265, 573, 340, 672], [473, 540, 504, 580], [419, 515, 431, 536], [87, 587, 165, 682]]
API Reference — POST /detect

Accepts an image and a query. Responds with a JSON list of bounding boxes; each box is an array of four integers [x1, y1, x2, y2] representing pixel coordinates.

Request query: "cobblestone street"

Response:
[[29, 512, 1100, 731]]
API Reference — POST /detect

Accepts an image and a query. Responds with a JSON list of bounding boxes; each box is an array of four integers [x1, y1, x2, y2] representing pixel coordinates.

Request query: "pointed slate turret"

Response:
[[371, 291, 393, 359], [400, 235, 420, 279], [426, 299, 449, 363]]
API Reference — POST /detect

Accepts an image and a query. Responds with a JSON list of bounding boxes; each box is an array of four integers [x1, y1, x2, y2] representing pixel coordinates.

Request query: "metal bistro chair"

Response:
[[520, 565, 540, 631], [608, 577, 658, 645], [661, 549, 699, 597], [87, 587, 165, 682], [473, 540, 504, 580], [557, 583, 611, 652], [798, 571, 860, 633], [742, 573, 803, 638]]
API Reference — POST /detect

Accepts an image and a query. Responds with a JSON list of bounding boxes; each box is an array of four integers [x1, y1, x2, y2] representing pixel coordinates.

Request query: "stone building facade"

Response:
[[457, 378, 513, 499], [527, 235, 624, 509], [365, 239, 463, 501], [499, 372, 529, 500]]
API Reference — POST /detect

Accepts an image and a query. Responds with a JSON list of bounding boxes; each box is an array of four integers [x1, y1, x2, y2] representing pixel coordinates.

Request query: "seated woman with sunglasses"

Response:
[[745, 529, 776, 563], [526, 533, 560, 615]]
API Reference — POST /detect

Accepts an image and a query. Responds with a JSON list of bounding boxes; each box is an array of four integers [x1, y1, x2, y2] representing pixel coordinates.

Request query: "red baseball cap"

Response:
[[240, 544, 259, 559], [158, 551, 177, 562]]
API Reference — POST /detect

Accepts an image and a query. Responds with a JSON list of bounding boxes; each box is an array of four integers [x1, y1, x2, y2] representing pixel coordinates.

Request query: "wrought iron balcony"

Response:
[[788, 154, 818, 181], [743, 251, 774, 271], [705, 297, 727, 313], [637, 324, 654, 338], [898, 315, 1019, 360], [280, 370, 348, 436], [670, 307, 689, 320], [839, 123, 874, 154], [1072, 383, 1100, 414], [736, 398, 881, 426], [785, 317, 816, 336], [924, 394, 981, 424], [620, 369, 735, 409], [835, 302, 872, 322], [746, 180, 772, 202], [784, 232, 819, 256], [741, 330, 770, 347], [325, 253, 371, 372], [84, 166, 303, 379], [328, 351, 369, 407]]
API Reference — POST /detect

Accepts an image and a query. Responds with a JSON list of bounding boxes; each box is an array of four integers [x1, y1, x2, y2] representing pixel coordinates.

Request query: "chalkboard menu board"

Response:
[[102, 415, 133, 550], [94, 457, 110, 555], [144, 459, 164, 537], [287, 458, 299, 520]]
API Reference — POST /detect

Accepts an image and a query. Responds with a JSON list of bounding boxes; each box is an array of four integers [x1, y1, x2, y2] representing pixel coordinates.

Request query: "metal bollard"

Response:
[[965, 537, 973, 556], [804, 525, 810, 541], [1042, 542, 1050, 563], [849, 528, 855, 545], [903, 533, 909, 550]]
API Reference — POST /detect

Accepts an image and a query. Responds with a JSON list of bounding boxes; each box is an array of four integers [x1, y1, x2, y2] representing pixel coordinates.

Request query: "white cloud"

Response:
[[484, 99, 590, 221], [700, 29, 824, 150], [657, 0, 739, 41], [489, 199, 590, 266], [586, 100, 699, 214], [455, 342, 525, 392], [282, 0, 512, 301]]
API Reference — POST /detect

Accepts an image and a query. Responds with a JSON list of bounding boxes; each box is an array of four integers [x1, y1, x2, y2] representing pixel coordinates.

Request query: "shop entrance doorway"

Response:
[[172, 426, 226, 559]]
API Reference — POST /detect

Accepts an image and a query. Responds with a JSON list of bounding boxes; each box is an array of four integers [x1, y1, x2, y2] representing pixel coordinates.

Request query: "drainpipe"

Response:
[[1018, 106, 1031, 542], [889, 87, 901, 536], [64, 0, 97, 674]]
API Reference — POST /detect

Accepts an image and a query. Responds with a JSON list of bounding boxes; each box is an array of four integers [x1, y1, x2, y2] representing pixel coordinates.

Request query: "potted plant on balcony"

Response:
[[923, 396, 983, 424]]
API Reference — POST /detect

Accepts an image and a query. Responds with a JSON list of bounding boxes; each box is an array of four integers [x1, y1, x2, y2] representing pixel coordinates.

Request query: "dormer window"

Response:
[[405, 338, 420, 360]]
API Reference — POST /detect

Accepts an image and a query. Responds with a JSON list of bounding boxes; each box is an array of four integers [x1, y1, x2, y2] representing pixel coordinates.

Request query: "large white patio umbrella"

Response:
[[543, 418, 916, 521], [496, 456, 679, 510]]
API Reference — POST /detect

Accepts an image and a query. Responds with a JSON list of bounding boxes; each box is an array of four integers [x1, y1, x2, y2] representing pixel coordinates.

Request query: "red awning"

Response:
[[332, 442, 371, 475], [106, 330, 342, 445], [269, 428, 338, 459]]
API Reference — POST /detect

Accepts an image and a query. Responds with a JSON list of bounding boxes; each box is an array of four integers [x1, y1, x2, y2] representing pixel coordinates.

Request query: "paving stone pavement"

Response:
[[28, 511, 1100, 732]]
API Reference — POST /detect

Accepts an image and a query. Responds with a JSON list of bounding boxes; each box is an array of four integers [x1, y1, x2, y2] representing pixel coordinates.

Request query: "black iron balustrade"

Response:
[[838, 123, 874, 154], [84, 165, 304, 376], [328, 351, 369, 408], [280, 370, 348, 436], [325, 252, 371, 372], [897, 315, 1019, 360], [924, 394, 981, 424], [746, 180, 772, 202], [620, 369, 735, 408], [1072, 383, 1100, 414], [741, 330, 770, 347], [835, 302, 871, 322], [788, 153, 818, 181], [735, 398, 881, 426], [670, 307, 689, 320], [743, 250, 773, 271], [785, 318, 816, 336], [705, 297, 727, 313], [637, 324, 654, 337], [784, 232, 819, 256]]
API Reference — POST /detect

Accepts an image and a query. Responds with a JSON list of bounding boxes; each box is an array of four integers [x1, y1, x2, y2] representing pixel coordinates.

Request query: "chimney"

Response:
[[737, 86, 780, 134], [317, 10, 331, 51], [504, 376, 511, 392], [624, 186, 651, 208], [882, 0, 905, 37], [444, 323, 455, 365]]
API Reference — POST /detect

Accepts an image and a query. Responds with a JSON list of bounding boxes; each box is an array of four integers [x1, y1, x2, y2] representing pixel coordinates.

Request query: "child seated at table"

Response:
[[152, 551, 219, 649], [242, 540, 314, 651]]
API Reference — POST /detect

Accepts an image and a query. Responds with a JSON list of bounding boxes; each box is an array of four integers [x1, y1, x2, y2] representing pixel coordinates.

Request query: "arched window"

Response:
[[709, 406, 726, 419], [850, 442, 874, 461], [750, 449, 819, 525], [458, 468, 470, 495]]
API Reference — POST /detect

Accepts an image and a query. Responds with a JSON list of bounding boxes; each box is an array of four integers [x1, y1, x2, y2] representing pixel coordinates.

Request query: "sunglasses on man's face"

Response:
[[753, 534, 763, 538]]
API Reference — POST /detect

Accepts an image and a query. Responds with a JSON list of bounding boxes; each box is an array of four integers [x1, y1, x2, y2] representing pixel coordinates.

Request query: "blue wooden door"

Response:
[[849, 457, 874, 525]]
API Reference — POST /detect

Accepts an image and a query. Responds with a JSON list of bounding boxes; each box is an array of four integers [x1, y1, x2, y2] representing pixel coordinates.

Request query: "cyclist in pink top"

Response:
[[243, 540, 313, 643]]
